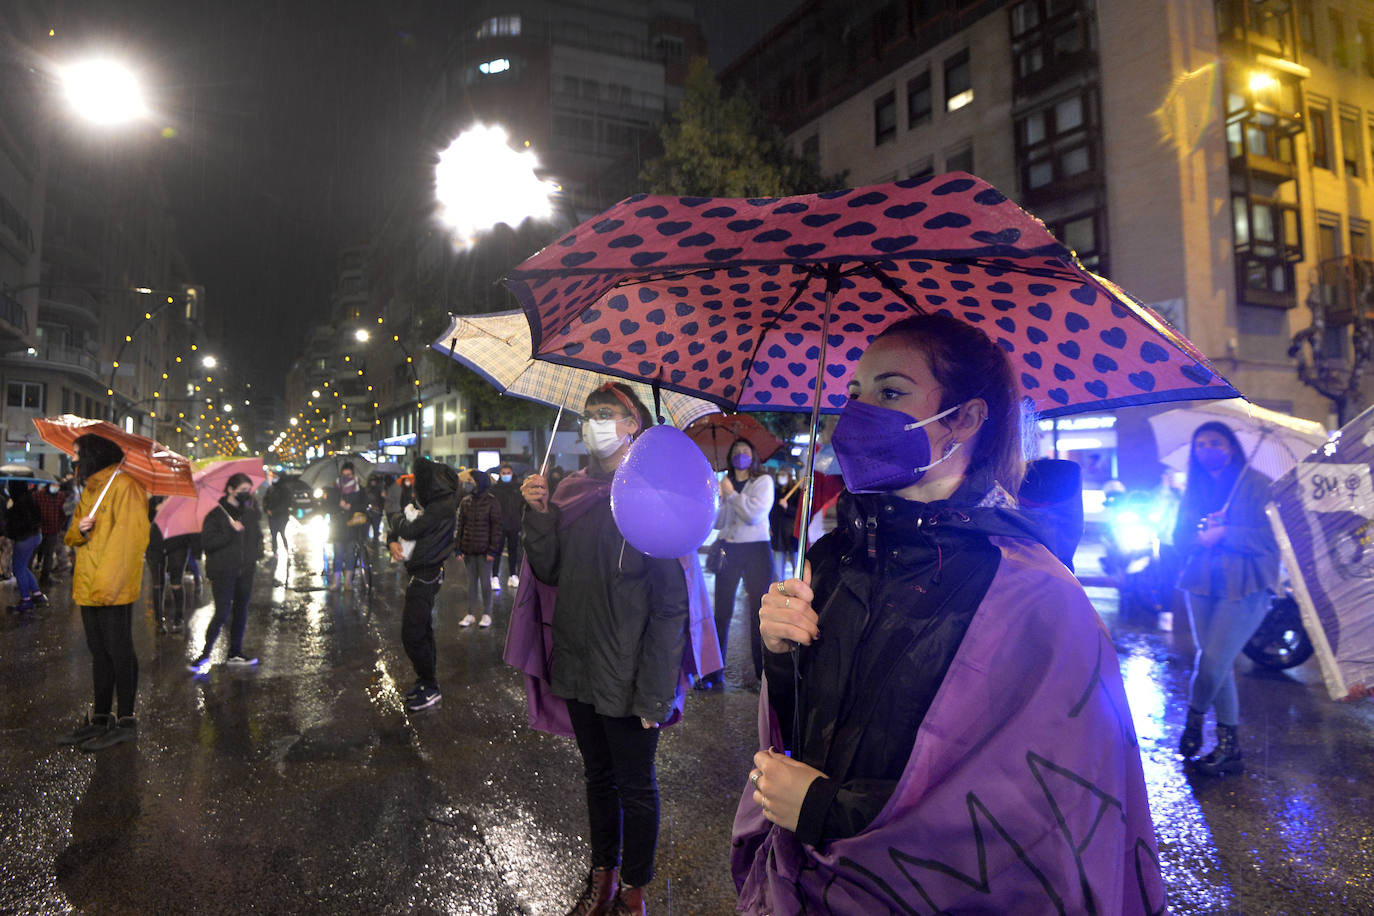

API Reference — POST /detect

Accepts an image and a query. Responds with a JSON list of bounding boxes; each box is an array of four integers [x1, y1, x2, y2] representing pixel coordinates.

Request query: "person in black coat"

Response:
[[7, 480, 47, 611], [262, 473, 293, 557], [325, 462, 368, 589], [189, 473, 264, 672], [387, 458, 459, 711], [489, 463, 525, 588]]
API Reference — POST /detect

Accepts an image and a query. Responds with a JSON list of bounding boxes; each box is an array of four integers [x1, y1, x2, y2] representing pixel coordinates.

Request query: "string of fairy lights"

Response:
[[267, 316, 421, 464], [127, 341, 250, 458]]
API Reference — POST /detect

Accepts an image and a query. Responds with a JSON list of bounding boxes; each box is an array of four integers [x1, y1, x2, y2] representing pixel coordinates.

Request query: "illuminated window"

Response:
[[479, 58, 511, 75], [944, 49, 972, 111], [476, 15, 521, 38]]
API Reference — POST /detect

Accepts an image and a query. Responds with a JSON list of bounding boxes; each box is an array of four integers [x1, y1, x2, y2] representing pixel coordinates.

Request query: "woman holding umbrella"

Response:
[[734, 315, 1161, 914], [518, 382, 701, 916], [1171, 422, 1279, 776], [699, 438, 774, 690], [58, 434, 150, 751], [189, 473, 264, 672]]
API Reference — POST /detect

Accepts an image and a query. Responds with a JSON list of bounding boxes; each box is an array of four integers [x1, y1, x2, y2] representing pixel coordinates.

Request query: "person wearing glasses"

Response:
[[513, 382, 713, 916]]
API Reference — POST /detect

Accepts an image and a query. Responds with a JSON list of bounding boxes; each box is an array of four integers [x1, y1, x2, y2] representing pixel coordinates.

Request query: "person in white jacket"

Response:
[[699, 438, 774, 690]]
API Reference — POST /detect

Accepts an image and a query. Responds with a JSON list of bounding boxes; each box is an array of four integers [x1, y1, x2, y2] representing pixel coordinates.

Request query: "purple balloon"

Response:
[[611, 425, 719, 559]]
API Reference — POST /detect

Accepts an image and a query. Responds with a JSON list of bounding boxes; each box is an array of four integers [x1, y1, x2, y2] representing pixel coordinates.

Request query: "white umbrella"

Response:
[[431, 310, 720, 472], [1149, 399, 1328, 481]]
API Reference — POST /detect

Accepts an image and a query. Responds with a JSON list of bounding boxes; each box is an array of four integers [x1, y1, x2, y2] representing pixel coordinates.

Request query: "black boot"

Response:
[[1178, 707, 1205, 759], [1195, 723, 1243, 776], [565, 866, 618, 916]]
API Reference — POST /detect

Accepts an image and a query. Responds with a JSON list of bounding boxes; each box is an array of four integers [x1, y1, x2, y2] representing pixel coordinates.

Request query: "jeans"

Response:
[[497, 529, 521, 580], [204, 566, 255, 657], [711, 540, 774, 679], [13, 533, 40, 599], [463, 554, 493, 615], [402, 571, 443, 687], [80, 604, 137, 718], [566, 699, 661, 888], [1185, 590, 1271, 726]]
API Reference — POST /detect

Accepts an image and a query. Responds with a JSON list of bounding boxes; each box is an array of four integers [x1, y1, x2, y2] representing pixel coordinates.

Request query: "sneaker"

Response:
[[80, 716, 137, 751], [479, 614, 492, 628], [226, 655, 258, 667], [459, 614, 476, 627], [30, 592, 48, 607], [8, 599, 34, 613], [188, 655, 211, 674], [507, 574, 520, 588], [404, 681, 425, 700], [404, 684, 442, 711], [490, 575, 501, 591], [57, 713, 114, 746]]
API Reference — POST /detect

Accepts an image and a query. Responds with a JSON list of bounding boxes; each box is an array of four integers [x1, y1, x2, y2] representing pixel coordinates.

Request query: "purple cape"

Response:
[[731, 536, 1165, 914], [502, 469, 722, 736]]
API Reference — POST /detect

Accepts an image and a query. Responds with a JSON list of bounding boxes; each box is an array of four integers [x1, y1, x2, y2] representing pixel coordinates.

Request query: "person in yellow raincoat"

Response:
[[56, 434, 150, 751]]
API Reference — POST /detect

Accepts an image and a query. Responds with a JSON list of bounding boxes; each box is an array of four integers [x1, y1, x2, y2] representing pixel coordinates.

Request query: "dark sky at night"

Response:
[[51, 0, 800, 394]]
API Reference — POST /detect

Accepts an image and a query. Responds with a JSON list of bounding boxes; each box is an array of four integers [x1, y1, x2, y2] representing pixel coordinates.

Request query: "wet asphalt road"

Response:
[[2, 525, 1372, 915]]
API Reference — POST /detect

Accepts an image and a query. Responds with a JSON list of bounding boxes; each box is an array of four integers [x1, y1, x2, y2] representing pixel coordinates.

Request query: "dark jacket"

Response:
[[523, 466, 691, 723], [146, 499, 164, 561], [5, 487, 40, 541], [766, 479, 1052, 849], [1173, 464, 1279, 599], [490, 476, 524, 534], [457, 474, 502, 556], [387, 459, 458, 575], [263, 479, 293, 516], [201, 495, 264, 580], [326, 483, 368, 542]]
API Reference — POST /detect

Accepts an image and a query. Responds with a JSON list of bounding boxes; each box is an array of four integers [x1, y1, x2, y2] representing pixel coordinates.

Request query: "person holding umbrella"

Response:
[[188, 473, 264, 672], [326, 462, 367, 589], [698, 439, 774, 690], [57, 434, 150, 751], [1171, 422, 1279, 776], [735, 315, 1161, 913], [518, 382, 696, 916]]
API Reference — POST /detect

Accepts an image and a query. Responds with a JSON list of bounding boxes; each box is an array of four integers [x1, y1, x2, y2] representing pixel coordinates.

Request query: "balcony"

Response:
[[39, 296, 100, 329], [0, 289, 31, 344], [6, 342, 100, 377]]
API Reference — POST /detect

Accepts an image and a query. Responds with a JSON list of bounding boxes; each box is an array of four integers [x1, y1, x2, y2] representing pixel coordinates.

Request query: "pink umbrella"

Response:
[[154, 457, 266, 539], [504, 173, 1238, 564]]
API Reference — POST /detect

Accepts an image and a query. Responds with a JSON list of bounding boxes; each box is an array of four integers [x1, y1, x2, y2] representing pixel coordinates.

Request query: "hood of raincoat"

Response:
[[413, 458, 459, 507]]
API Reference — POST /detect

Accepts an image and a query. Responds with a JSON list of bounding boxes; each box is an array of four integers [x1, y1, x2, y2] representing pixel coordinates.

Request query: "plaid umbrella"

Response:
[[430, 310, 719, 427], [33, 414, 194, 498], [154, 457, 266, 539], [683, 413, 784, 471]]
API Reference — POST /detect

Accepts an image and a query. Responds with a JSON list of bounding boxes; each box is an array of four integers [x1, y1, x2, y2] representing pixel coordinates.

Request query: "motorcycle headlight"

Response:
[[1116, 524, 1155, 554]]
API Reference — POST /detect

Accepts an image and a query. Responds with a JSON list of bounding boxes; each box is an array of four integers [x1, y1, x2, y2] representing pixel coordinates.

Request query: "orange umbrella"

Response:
[[33, 415, 196, 498], [683, 413, 785, 472]]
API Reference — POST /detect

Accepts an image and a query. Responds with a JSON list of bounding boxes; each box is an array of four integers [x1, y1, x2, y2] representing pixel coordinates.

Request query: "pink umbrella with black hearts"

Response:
[[503, 172, 1238, 562]]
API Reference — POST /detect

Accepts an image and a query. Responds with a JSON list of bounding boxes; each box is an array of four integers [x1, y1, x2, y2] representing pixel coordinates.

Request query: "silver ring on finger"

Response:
[[750, 770, 760, 787], [784, 597, 790, 608]]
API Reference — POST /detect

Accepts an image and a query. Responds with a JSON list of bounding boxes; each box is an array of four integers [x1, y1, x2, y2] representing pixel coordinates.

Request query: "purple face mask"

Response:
[[830, 398, 963, 493], [730, 452, 753, 470], [1195, 444, 1231, 472]]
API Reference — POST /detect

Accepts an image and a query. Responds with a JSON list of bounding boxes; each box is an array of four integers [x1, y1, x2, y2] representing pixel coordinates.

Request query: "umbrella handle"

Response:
[[85, 467, 123, 520]]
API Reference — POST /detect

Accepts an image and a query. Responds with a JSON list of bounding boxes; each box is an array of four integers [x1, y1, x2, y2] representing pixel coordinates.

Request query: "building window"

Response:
[[654, 35, 686, 63], [1048, 211, 1105, 272], [1016, 89, 1096, 193], [476, 15, 521, 38], [1351, 220, 1371, 260], [6, 381, 43, 410], [1298, 5, 1318, 57], [1331, 10, 1350, 69], [945, 49, 972, 111], [945, 144, 973, 173], [1011, 0, 1040, 37], [1310, 106, 1332, 169], [874, 90, 897, 144], [1361, 21, 1374, 77], [908, 157, 935, 180], [1341, 112, 1362, 177], [907, 70, 932, 128]]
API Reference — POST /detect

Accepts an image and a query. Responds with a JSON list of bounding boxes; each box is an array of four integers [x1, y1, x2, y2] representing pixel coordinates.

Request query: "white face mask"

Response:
[[583, 418, 629, 459]]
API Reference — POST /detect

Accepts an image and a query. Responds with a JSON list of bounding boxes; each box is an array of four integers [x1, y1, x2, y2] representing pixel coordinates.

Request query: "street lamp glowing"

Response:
[[201, 355, 217, 368], [434, 124, 557, 245], [61, 58, 149, 125], [311, 389, 321, 398], [354, 329, 370, 342], [289, 417, 298, 426]]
